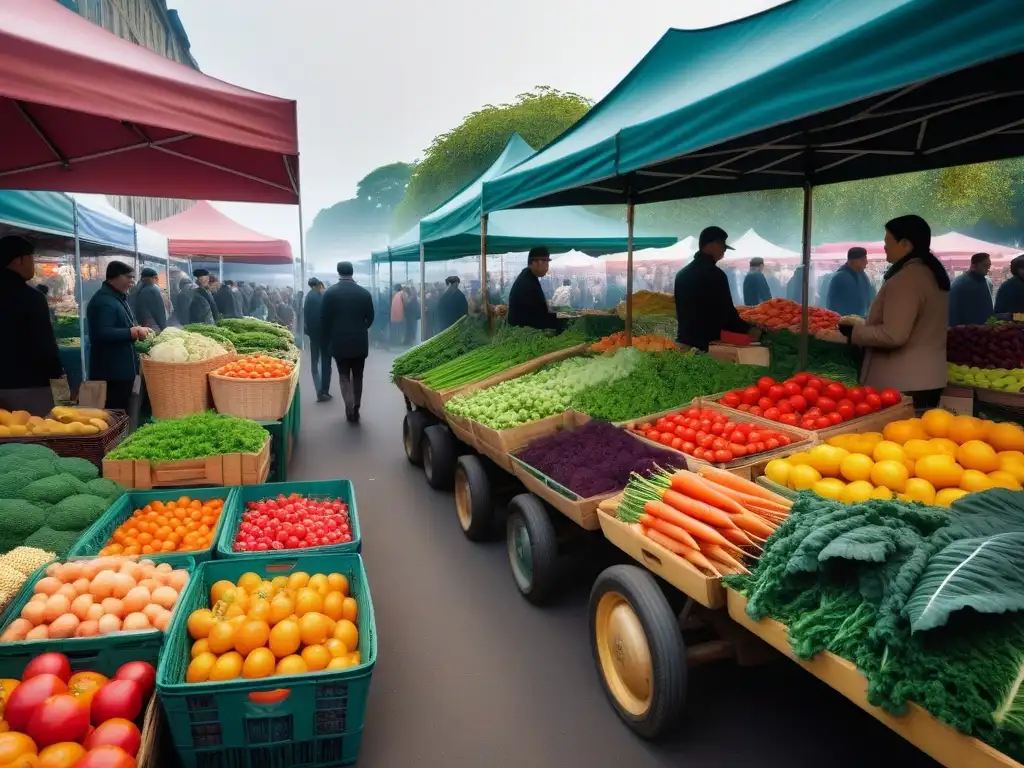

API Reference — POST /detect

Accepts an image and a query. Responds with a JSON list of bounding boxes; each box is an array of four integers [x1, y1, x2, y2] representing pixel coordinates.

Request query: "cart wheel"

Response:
[[506, 493, 558, 605], [589, 565, 686, 739], [454, 455, 493, 541], [403, 410, 431, 466], [422, 425, 456, 491]]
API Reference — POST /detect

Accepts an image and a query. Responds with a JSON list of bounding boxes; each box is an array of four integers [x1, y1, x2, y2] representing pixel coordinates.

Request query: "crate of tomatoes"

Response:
[[215, 480, 360, 559]]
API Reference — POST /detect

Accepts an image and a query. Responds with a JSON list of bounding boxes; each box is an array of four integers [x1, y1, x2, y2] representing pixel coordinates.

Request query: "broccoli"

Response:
[[47, 494, 111, 532], [0, 473, 25, 499], [22, 460, 57, 483], [20, 474, 89, 506], [0, 443, 57, 461], [54, 457, 100, 483], [23, 527, 81, 558], [0, 499, 47, 537], [85, 478, 126, 502]]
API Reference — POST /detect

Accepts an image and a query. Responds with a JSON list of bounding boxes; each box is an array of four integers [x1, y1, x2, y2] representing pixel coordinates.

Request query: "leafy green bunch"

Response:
[[107, 411, 268, 462]]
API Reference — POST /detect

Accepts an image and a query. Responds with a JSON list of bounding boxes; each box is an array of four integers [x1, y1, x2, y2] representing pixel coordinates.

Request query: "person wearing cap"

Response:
[[437, 275, 469, 332], [994, 255, 1024, 315], [87, 260, 151, 412], [742, 257, 772, 307], [674, 227, 754, 351], [215, 279, 238, 319], [303, 277, 332, 402], [826, 247, 876, 318], [189, 269, 221, 325], [0, 235, 64, 414], [508, 246, 559, 330], [321, 261, 374, 423], [947, 252, 993, 326], [133, 267, 167, 333]]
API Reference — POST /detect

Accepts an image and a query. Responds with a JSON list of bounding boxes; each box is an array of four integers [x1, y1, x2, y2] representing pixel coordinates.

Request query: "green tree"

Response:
[[392, 86, 592, 234], [356, 162, 416, 214]]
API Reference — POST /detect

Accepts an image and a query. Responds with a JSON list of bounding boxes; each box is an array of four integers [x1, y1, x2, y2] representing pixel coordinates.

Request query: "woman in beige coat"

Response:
[[839, 215, 951, 411]]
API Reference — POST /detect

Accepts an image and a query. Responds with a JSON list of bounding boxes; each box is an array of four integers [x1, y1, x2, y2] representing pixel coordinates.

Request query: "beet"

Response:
[[947, 324, 1024, 369]]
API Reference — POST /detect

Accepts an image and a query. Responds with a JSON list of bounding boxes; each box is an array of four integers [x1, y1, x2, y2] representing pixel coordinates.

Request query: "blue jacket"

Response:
[[948, 271, 994, 326], [86, 282, 138, 382], [826, 264, 875, 317], [742, 271, 772, 306], [786, 266, 816, 305], [995, 276, 1024, 315]]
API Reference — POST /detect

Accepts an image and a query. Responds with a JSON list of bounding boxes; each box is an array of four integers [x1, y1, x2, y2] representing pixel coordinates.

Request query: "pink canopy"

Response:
[[930, 232, 1021, 261], [148, 202, 293, 265], [0, 0, 299, 204]]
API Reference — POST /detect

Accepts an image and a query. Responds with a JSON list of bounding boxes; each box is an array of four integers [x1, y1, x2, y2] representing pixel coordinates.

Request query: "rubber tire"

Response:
[[506, 493, 559, 606], [422, 425, 456, 490], [403, 410, 431, 466], [589, 565, 686, 739], [454, 455, 493, 542]]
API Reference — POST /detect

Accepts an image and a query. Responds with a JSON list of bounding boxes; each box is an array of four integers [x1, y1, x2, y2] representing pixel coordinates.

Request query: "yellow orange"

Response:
[[947, 415, 987, 445], [186, 652, 217, 683], [988, 422, 1024, 453], [870, 486, 894, 500], [242, 647, 276, 679], [812, 478, 846, 501], [934, 488, 969, 507], [998, 455, 1024, 482], [275, 655, 308, 676], [957, 440, 1000, 473], [299, 612, 331, 646], [870, 460, 909, 493], [788, 464, 822, 490], [914, 454, 965, 490], [902, 478, 936, 505], [301, 644, 332, 671], [327, 573, 349, 595], [808, 445, 847, 478], [987, 470, 1023, 491], [959, 469, 994, 493], [921, 409, 953, 438], [840, 453, 874, 483], [764, 459, 792, 487], [927, 438, 959, 458], [883, 420, 927, 445], [322, 592, 345, 622], [209, 652, 243, 681], [341, 598, 358, 623], [268, 619, 301, 658], [873, 441, 906, 463], [843, 480, 875, 504], [787, 452, 812, 467], [333, 619, 359, 653], [902, 439, 934, 461]]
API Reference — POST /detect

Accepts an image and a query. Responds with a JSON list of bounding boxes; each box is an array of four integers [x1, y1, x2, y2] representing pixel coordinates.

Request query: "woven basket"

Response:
[[141, 350, 236, 420], [209, 364, 299, 421]]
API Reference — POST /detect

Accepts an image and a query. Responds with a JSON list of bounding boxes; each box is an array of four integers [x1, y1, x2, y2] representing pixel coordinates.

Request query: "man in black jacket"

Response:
[[507, 247, 558, 330], [675, 226, 755, 351], [133, 267, 168, 332], [215, 279, 238, 319], [321, 262, 375, 423], [303, 277, 332, 402], [436, 276, 468, 332], [0, 236, 64, 414], [189, 269, 221, 325]]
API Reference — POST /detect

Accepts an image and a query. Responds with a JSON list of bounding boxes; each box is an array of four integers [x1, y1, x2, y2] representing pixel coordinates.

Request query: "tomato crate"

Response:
[[156, 552, 377, 768], [214, 480, 361, 559], [0, 556, 196, 678], [68, 487, 240, 568]]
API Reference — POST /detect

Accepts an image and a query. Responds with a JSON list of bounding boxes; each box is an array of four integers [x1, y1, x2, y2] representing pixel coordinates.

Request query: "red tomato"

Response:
[[84, 719, 141, 756], [827, 412, 844, 425], [757, 376, 775, 394], [742, 386, 761, 405], [692, 447, 706, 460], [670, 437, 683, 450], [699, 434, 715, 449], [792, 373, 809, 385], [753, 441, 767, 453], [757, 397, 775, 411], [709, 422, 724, 435], [27, 694, 89, 748], [672, 425, 687, 439], [637, 422, 651, 432], [800, 418, 817, 430], [713, 449, 733, 463], [646, 430, 661, 442], [4, 674, 68, 731], [721, 421, 736, 433], [22, 653, 71, 683], [721, 392, 741, 407], [728, 430, 746, 444], [765, 438, 780, 450], [656, 418, 672, 431], [75, 746, 136, 768], [865, 393, 882, 411], [749, 407, 763, 417], [747, 431, 762, 443], [824, 382, 847, 400], [682, 428, 697, 441], [782, 381, 802, 397], [711, 437, 729, 451], [880, 388, 902, 407], [737, 403, 751, 412], [787, 395, 807, 413], [681, 441, 696, 454], [763, 407, 781, 421], [806, 377, 823, 390], [815, 417, 832, 429], [863, 386, 879, 397], [767, 385, 786, 401], [837, 402, 856, 421], [685, 407, 701, 419], [777, 435, 792, 447], [816, 396, 836, 414], [659, 433, 674, 447], [802, 387, 820, 406], [846, 387, 865, 404], [805, 407, 823, 420], [90, 680, 143, 727], [855, 401, 874, 416], [777, 399, 794, 415], [113, 663, 156, 702], [779, 413, 799, 426], [728, 443, 747, 458]]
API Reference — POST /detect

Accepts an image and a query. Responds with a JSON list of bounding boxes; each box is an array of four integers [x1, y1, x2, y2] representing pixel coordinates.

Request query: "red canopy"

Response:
[[148, 202, 293, 265], [0, 0, 299, 204]]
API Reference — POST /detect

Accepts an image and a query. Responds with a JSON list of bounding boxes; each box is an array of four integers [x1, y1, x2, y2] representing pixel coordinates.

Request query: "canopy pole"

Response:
[[480, 214, 490, 330], [419, 242, 427, 341], [798, 182, 813, 370], [218, 255, 224, 283], [388, 250, 393, 300], [625, 198, 635, 343], [72, 202, 86, 383], [297, 201, 307, 340]]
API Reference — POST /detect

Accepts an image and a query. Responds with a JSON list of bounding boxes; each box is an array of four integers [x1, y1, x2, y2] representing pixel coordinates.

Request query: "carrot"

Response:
[[701, 483, 791, 514], [723, 527, 759, 548], [732, 511, 776, 539], [645, 529, 721, 577], [641, 505, 744, 556], [697, 465, 792, 506], [668, 471, 747, 516], [660, 489, 738, 529], [702, 544, 751, 574], [639, 513, 699, 550]]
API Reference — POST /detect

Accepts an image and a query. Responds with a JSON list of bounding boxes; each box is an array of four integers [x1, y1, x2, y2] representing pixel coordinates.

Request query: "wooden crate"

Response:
[[445, 412, 478, 449], [814, 396, 914, 441], [103, 437, 271, 490], [708, 342, 770, 367], [726, 590, 1022, 768], [394, 376, 429, 409], [471, 411, 577, 473]]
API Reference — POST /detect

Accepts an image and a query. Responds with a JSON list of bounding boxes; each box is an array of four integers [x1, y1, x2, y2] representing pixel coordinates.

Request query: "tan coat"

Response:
[[852, 258, 948, 392]]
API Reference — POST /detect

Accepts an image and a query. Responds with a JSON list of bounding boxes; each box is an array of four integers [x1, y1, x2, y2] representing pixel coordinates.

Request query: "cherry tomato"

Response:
[[836, 402, 856, 421], [801, 387, 820, 406], [855, 401, 874, 416], [767, 385, 786, 401], [659, 433, 674, 446], [763, 407, 781, 421], [806, 377, 823, 390], [757, 376, 775, 394], [742, 386, 761, 406], [816, 397, 836, 414], [787, 395, 807, 413], [777, 399, 794, 415], [709, 422, 724, 435], [846, 387, 865, 404], [815, 417, 832, 429], [800, 418, 817, 430], [646, 430, 661, 442], [692, 447, 706, 460], [782, 381, 802, 397], [670, 438, 683, 450], [880, 388, 902, 407], [749, 406, 763, 417], [699, 434, 715, 449], [721, 392, 741, 407], [765, 438, 780, 450], [792, 373, 810, 385], [865, 393, 882, 411], [779, 413, 799, 426], [805, 407, 823, 420], [755, 397, 773, 411], [681, 441, 696, 454], [713, 449, 733, 463]]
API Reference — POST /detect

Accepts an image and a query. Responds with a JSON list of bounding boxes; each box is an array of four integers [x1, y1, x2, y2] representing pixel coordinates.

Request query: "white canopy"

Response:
[[550, 249, 602, 270], [69, 193, 170, 262], [724, 229, 798, 264]]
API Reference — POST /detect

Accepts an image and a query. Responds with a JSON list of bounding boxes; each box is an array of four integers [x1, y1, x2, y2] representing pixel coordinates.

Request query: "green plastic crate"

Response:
[[0, 556, 196, 678], [156, 552, 376, 768], [67, 487, 239, 568], [214, 480, 361, 559]]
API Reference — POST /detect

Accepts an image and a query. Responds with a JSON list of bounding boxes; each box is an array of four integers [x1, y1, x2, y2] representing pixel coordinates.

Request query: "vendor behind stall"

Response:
[[948, 252, 993, 326], [508, 247, 558, 330], [994, 255, 1024, 315]]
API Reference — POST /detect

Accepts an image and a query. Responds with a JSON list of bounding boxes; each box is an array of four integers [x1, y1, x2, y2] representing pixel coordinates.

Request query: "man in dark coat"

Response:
[[215, 279, 238, 319], [786, 264, 817, 306], [189, 269, 220, 325], [675, 226, 754, 351], [995, 255, 1024, 315], [87, 260, 150, 412], [237, 281, 253, 314], [826, 247, 876, 317], [949, 252, 994, 326], [172, 277, 194, 326], [303, 277, 332, 402], [508, 247, 558, 330], [0, 236, 64, 414], [742, 257, 773, 306], [133, 267, 167, 333], [321, 261, 375, 423], [437, 276, 468, 332]]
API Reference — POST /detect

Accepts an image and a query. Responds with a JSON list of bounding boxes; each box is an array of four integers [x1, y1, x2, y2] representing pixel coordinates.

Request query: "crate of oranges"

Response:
[[156, 552, 376, 768], [68, 488, 238, 568], [209, 354, 299, 422]]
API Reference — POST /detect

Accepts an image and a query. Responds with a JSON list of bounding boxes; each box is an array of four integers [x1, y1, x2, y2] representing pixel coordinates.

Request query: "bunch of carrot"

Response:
[[616, 465, 792, 577]]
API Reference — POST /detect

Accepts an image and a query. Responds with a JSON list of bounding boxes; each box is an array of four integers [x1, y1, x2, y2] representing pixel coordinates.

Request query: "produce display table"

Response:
[[257, 383, 301, 482]]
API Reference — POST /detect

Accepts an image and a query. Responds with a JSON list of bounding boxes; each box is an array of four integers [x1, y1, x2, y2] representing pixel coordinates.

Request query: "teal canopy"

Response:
[[482, 0, 1024, 211], [0, 190, 75, 237], [373, 134, 676, 263]]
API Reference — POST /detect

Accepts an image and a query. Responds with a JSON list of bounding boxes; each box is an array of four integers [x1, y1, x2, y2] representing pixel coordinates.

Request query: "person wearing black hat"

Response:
[[321, 261, 374, 422], [994, 255, 1024, 316], [215, 278, 239, 319], [303, 277, 332, 402], [742, 257, 772, 307], [133, 267, 167, 333], [87, 260, 151, 412], [674, 226, 754, 351], [189, 269, 221, 325], [826, 247, 876, 318], [437, 275, 468, 332], [0, 235, 64, 414], [508, 246, 559, 330]]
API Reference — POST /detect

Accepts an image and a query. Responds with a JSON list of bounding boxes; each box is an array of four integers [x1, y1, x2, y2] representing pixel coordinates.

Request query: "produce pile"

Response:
[[632, 315, 677, 340], [106, 412, 268, 463], [764, 329, 860, 386], [726, 488, 1024, 760], [53, 315, 80, 340], [0, 548, 56, 607], [446, 349, 641, 430], [717, 373, 902, 428], [616, 467, 790, 575], [0, 652, 155, 766], [230, 492, 354, 553], [419, 322, 587, 391], [0, 407, 114, 438], [184, 318, 299, 362], [515, 420, 683, 497], [1, 556, 187, 641], [614, 290, 674, 317], [0, 443, 124, 557], [740, 298, 840, 334], [185, 568, 362, 682], [136, 327, 228, 363], [213, 354, 295, 380], [589, 331, 676, 353], [764, 410, 1024, 506], [629, 406, 796, 465], [389, 316, 490, 381], [570, 350, 763, 422], [97, 496, 225, 557], [947, 322, 1024, 392]]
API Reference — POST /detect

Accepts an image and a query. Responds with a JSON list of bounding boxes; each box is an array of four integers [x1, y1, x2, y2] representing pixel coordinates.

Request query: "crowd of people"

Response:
[[163, 273, 300, 331]]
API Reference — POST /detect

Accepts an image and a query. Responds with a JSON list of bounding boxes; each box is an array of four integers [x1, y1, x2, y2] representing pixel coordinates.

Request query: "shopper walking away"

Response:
[[742, 258, 772, 306], [404, 286, 420, 346], [215, 279, 238, 318], [0, 236, 64, 414], [437, 276, 469, 331], [189, 269, 220, 325], [172, 277, 193, 326], [994, 255, 1024, 315], [390, 284, 405, 347], [303, 278, 332, 402], [508, 247, 559, 330], [133, 267, 167, 333], [826, 247, 876, 318], [948, 252, 993, 326], [322, 262, 374, 423]]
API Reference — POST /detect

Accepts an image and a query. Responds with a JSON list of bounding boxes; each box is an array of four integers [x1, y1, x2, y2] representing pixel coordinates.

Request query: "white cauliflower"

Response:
[[149, 328, 226, 362]]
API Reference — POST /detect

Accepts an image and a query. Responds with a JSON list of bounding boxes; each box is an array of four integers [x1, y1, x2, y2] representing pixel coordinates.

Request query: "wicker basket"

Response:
[[209, 364, 299, 421], [141, 351, 236, 420]]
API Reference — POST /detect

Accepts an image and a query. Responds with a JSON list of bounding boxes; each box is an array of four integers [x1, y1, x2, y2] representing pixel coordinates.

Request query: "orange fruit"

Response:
[[341, 598, 358, 623], [960, 469, 994, 493], [210, 580, 236, 604], [839, 453, 873, 483], [209, 652, 244, 681], [900, 478, 936, 505], [38, 742, 86, 768], [322, 592, 345, 621], [242, 647, 276, 679], [872, 441, 906, 463], [0, 733, 38, 764], [187, 652, 218, 683], [869, 460, 909, 493], [326, 573, 348, 595], [234, 620, 271, 657], [191, 639, 210, 658], [271, 576, 289, 593], [988, 470, 1023, 491], [902, 439, 934, 462], [882, 420, 926, 445], [269, 595, 294, 625], [237, 572, 263, 593], [294, 589, 323, 617], [324, 638, 348, 658], [207, 621, 236, 655], [247, 598, 271, 622], [275, 655, 307, 676], [333, 619, 359, 653], [934, 488, 969, 507], [998, 455, 1024, 482], [300, 644, 332, 672], [957, 440, 1000, 473], [326, 657, 350, 671], [286, 572, 310, 591], [307, 574, 328, 595], [987, 422, 1024, 453], [187, 609, 216, 640], [298, 612, 330, 646], [914, 455, 965, 490], [927, 438, 959, 458], [921, 409, 952, 438], [268, 619, 301, 658], [947, 416, 988, 445]]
